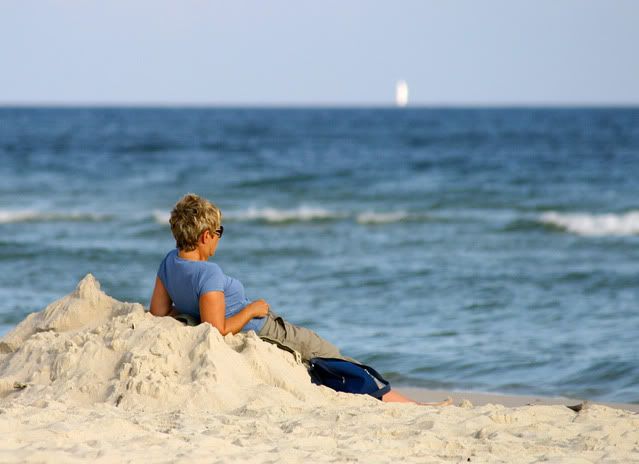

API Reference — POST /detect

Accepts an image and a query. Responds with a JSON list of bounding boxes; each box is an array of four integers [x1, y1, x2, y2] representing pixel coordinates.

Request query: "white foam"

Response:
[[0, 209, 109, 224], [152, 210, 170, 225], [0, 210, 38, 223], [540, 211, 639, 236], [356, 211, 412, 224], [226, 206, 343, 223], [153, 206, 422, 226]]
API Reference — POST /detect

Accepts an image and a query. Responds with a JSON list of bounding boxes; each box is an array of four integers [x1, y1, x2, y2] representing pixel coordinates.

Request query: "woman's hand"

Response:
[[249, 299, 270, 318]]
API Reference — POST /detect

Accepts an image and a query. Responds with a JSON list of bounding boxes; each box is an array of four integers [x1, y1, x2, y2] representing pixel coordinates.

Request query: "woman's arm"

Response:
[[200, 292, 269, 335], [150, 277, 173, 316]]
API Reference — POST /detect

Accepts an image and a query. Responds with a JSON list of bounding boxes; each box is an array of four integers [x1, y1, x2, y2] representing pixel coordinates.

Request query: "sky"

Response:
[[1, 0, 638, 106]]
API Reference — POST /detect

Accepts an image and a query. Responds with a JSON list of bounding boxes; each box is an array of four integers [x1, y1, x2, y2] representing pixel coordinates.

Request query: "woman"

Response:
[[150, 194, 449, 405]]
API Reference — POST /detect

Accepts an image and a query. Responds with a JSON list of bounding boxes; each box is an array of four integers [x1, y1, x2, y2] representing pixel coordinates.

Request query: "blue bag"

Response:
[[308, 357, 391, 400]]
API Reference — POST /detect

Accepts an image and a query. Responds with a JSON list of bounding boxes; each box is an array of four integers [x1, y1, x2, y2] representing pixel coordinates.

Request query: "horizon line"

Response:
[[1, 101, 639, 109]]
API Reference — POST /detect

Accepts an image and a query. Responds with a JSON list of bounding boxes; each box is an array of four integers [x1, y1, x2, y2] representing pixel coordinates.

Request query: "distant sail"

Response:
[[395, 80, 408, 107]]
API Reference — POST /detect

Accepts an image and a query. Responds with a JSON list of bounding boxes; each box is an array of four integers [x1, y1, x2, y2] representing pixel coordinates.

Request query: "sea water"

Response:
[[1, 107, 638, 403]]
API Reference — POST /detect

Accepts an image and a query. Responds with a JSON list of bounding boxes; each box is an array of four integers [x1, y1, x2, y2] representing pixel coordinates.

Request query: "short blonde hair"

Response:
[[169, 194, 222, 251]]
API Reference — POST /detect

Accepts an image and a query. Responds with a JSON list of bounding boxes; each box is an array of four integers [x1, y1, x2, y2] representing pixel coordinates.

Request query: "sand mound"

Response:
[[0, 274, 339, 413]]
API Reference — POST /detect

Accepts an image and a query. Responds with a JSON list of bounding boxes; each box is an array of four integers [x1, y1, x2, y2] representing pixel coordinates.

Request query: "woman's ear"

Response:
[[200, 229, 211, 244]]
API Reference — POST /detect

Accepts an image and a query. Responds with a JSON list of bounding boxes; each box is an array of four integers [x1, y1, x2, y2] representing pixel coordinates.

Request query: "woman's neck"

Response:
[[178, 248, 207, 261]]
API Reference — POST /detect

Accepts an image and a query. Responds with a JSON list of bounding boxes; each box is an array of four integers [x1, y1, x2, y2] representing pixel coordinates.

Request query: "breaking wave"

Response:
[[153, 206, 430, 226], [226, 206, 344, 223], [152, 210, 170, 225], [153, 206, 344, 225], [356, 211, 415, 224], [539, 211, 639, 236], [0, 209, 111, 224]]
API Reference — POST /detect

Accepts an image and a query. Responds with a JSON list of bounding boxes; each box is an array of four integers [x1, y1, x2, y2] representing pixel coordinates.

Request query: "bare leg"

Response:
[[382, 389, 452, 406], [381, 390, 416, 403]]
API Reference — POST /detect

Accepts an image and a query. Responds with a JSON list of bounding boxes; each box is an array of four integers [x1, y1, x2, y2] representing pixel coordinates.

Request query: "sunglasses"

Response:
[[214, 225, 224, 238]]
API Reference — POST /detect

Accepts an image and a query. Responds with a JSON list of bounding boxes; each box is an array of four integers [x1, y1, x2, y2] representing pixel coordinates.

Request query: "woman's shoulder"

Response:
[[158, 248, 177, 272], [203, 260, 224, 274], [162, 248, 179, 262]]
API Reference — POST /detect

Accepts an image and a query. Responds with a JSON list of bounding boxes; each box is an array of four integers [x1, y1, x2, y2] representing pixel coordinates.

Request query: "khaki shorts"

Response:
[[257, 310, 358, 363]]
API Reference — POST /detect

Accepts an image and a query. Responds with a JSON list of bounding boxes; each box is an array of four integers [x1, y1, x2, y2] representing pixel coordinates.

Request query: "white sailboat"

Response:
[[395, 80, 408, 107]]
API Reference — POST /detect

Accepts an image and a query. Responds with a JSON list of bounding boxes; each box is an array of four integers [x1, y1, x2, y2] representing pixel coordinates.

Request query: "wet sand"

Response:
[[399, 387, 639, 413]]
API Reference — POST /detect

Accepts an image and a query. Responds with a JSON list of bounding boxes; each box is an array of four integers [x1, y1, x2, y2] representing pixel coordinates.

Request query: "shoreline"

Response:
[[397, 386, 639, 413]]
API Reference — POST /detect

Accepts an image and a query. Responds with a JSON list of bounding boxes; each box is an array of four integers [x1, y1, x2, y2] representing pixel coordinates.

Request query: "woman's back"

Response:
[[157, 249, 264, 333]]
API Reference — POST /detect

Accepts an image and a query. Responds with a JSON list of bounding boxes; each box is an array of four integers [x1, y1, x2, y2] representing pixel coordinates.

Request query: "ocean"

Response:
[[1, 107, 638, 403]]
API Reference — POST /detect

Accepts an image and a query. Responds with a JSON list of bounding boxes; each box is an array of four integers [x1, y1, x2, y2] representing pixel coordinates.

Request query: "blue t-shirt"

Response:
[[157, 249, 265, 333]]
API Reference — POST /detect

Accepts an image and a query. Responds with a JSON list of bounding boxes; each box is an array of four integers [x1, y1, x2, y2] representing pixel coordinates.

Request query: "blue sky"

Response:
[[1, 1, 638, 105]]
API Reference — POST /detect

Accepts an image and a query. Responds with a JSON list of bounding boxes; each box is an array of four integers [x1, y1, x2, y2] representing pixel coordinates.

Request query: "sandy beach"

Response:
[[1, 275, 637, 463]]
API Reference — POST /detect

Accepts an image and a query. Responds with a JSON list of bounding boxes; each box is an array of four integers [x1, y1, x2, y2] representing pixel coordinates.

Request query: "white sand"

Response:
[[0, 275, 637, 463]]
